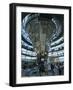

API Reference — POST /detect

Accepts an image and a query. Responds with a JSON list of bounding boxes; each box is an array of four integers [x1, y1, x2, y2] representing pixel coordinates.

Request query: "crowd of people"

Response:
[[50, 62, 64, 75], [22, 60, 64, 76]]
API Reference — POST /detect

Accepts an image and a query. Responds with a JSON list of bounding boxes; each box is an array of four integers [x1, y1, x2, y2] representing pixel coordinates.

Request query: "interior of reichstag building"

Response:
[[21, 13, 64, 77]]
